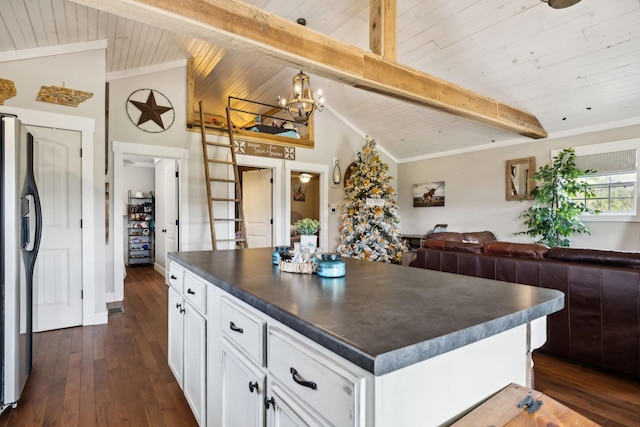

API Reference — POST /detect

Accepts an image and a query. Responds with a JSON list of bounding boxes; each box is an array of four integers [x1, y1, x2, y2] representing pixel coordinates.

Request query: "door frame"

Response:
[[285, 162, 329, 250], [112, 141, 189, 302], [237, 155, 285, 245], [0, 106, 97, 325]]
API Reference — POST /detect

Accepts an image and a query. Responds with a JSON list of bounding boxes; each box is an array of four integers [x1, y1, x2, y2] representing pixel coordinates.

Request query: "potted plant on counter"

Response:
[[516, 147, 599, 247], [293, 218, 320, 250]]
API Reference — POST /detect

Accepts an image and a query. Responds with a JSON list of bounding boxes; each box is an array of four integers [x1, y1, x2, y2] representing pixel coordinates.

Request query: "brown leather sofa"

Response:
[[409, 231, 640, 380]]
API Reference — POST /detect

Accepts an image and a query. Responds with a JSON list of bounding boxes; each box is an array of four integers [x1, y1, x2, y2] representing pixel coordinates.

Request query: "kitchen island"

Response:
[[168, 248, 564, 426]]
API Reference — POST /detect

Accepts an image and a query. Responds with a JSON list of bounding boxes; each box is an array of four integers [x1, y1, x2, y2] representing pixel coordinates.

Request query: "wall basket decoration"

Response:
[[36, 84, 93, 107], [0, 78, 17, 105], [412, 181, 446, 207]]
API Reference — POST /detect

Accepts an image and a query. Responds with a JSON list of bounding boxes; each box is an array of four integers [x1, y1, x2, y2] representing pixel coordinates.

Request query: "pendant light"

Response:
[[278, 71, 324, 124], [299, 173, 312, 183]]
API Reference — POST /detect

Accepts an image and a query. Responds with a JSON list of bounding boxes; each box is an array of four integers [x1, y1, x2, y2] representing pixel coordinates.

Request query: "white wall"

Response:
[[1, 47, 108, 321], [397, 123, 640, 251]]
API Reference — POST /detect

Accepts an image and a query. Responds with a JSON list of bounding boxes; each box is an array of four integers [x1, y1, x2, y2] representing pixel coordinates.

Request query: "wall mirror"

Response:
[[505, 157, 536, 201]]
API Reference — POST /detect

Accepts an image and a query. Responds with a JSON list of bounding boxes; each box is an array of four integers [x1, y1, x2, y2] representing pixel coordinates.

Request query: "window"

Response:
[[575, 172, 636, 213], [572, 147, 637, 215]]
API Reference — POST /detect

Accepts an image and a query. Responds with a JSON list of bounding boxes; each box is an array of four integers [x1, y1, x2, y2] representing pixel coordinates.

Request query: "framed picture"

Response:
[[293, 184, 306, 202], [412, 181, 445, 207]]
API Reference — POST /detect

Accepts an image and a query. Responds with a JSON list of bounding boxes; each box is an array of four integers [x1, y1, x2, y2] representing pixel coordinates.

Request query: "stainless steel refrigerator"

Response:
[[0, 114, 42, 414]]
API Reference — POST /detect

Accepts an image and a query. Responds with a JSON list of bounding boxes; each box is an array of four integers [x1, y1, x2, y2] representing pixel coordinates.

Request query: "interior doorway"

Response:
[[112, 141, 189, 302], [238, 166, 273, 248], [290, 172, 320, 247]]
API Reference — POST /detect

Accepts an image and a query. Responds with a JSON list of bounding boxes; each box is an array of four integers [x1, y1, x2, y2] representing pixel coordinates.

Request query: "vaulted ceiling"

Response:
[[1, 0, 639, 162]]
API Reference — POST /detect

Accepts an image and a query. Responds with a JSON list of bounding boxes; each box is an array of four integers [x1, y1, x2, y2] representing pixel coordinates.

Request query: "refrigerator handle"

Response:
[[21, 132, 42, 377], [21, 194, 40, 251], [21, 135, 42, 257]]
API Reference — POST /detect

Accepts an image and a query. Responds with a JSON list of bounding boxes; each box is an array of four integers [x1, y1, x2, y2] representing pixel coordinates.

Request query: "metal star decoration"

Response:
[[129, 90, 173, 129]]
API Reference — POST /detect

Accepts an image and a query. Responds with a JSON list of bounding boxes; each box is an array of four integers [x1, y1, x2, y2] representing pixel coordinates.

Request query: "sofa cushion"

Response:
[[423, 239, 483, 254], [423, 239, 446, 250], [547, 247, 640, 268], [444, 241, 484, 254], [462, 231, 497, 244], [483, 241, 549, 259], [424, 232, 464, 243]]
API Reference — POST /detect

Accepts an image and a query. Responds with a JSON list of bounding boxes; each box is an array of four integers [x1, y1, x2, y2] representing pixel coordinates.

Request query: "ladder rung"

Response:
[[217, 238, 247, 243], [213, 218, 244, 222], [207, 159, 235, 165], [206, 141, 233, 148], [211, 197, 241, 202], [210, 178, 236, 183]]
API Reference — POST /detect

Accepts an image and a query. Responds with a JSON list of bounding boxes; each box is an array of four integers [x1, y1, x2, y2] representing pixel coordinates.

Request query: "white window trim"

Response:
[[552, 138, 640, 222]]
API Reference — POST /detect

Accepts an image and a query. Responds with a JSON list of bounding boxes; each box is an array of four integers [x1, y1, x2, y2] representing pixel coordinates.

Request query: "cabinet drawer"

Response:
[[220, 297, 266, 367], [268, 327, 365, 427], [168, 262, 184, 294], [184, 273, 206, 315]]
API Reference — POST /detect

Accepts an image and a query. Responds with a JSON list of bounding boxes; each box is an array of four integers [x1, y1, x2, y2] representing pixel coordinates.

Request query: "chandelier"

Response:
[[278, 71, 324, 124]]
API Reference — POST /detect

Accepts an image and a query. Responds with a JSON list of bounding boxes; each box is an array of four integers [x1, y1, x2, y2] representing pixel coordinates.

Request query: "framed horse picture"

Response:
[[412, 181, 445, 207]]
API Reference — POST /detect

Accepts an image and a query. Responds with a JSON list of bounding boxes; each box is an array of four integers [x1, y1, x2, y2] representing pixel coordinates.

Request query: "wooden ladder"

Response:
[[199, 101, 248, 250]]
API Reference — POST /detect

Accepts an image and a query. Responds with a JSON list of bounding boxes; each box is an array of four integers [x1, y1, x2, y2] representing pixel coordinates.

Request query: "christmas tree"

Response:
[[337, 137, 406, 263]]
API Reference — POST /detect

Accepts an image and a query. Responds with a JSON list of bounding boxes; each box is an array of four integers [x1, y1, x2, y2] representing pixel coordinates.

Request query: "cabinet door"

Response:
[[184, 302, 207, 426], [267, 382, 324, 427], [168, 286, 184, 388], [221, 339, 266, 427]]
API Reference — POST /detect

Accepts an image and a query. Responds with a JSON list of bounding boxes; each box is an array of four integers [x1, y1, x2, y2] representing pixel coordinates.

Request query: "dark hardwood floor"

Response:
[[0, 265, 197, 427], [2, 265, 639, 426], [533, 351, 640, 427]]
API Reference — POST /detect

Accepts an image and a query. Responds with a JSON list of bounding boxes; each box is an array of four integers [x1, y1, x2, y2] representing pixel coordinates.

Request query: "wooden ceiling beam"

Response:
[[72, 0, 547, 139], [370, 0, 397, 61]]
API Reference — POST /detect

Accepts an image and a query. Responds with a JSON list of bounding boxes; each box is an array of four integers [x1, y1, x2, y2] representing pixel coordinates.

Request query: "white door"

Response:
[[164, 160, 178, 254], [154, 159, 178, 276], [29, 127, 83, 332], [243, 169, 272, 248]]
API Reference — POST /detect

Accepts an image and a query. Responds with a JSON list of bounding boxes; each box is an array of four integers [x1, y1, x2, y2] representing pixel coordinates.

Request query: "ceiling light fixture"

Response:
[[541, 0, 581, 9], [299, 173, 312, 184], [278, 71, 324, 124]]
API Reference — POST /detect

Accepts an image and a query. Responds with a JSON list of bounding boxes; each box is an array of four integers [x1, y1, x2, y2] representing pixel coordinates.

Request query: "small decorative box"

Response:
[[278, 260, 317, 274]]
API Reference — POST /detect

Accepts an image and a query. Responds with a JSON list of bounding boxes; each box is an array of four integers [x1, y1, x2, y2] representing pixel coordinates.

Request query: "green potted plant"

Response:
[[516, 147, 599, 247], [293, 218, 320, 235], [293, 218, 320, 251]]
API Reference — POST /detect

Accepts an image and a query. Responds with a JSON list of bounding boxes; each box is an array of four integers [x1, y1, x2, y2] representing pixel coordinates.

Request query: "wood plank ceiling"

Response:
[[1, 0, 639, 162]]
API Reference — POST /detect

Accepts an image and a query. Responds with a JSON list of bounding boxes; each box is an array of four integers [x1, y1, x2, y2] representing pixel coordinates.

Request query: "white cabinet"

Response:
[[184, 300, 207, 424], [220, 339, 266, 427], [209, 292, 368, 427], [168, 262, 207, 426], [267, 382, 324, 427], [168, 286, 184, 387], [267, 327, 365, 427]]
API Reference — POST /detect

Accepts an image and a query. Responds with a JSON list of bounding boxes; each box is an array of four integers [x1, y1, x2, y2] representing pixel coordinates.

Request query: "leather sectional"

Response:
[[409, 231, 640, 380]]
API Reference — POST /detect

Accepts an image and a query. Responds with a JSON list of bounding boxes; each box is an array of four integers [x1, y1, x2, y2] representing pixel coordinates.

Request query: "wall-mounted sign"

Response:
[[36, 85, 93, 107], [234, 140, 295, 160]]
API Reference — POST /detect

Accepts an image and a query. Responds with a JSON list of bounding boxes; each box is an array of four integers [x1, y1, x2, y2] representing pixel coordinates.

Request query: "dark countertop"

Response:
[[169, 248, 564, 376]]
